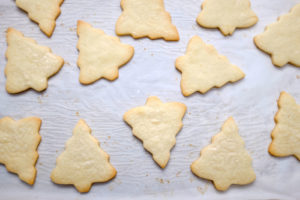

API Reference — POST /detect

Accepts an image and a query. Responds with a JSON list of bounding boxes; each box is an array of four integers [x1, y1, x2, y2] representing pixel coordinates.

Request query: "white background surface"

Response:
[[0, 0, 299, 199]]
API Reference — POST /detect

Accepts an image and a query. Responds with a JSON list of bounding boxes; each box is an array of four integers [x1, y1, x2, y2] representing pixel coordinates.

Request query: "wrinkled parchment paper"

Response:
[[0, 0, 299, 199]]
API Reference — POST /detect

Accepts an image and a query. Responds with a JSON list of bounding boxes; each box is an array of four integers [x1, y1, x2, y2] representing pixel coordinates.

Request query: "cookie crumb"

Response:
[[197, 183, 208, 194], [37, 97, 42, 104]]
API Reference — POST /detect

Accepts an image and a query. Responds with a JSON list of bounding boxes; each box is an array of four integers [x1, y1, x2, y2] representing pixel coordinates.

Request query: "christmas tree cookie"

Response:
[[191, 117, 256, 191], [16, 0, 64, 37], [51, 120, 116, 193], [5, 28, 64, 93], [176, 36, 245, 96], [123, 96, 186, 168], [0, 117, 41, 185], [116, 0, 179, 41], [77, 20, 134, 84], [269, 92, 300, 160], [254, 4, 300, 67], [197, 0, 258, 35]]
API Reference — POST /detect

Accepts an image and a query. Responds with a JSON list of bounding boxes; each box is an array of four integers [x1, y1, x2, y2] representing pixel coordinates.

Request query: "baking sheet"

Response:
[[0, 0, 300, 199]]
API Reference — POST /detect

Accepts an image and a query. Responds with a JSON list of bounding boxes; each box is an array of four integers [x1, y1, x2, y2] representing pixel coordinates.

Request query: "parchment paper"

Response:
[[0, 0, 299, 199]]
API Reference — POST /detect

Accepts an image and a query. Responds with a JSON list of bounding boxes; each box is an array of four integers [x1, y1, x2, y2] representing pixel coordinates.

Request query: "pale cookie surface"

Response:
[[51, 119, 117, 193], [77, 20, 134, 84], [176, 36, 245, 96], [123, 96, 186, 168], [269, 92, 300, 160], [197, 0, 258, 36], [5, 28, 64, 94], [191, 117, 256, 191], [116, 0, 179, 41], [16, 0, 64, 37], [254, 4, 300, 67], [0, 117, 41, 185]]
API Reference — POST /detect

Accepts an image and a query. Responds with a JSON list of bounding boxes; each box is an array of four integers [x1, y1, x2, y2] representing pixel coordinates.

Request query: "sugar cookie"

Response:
[[269, 92, 300, 160], [254, 4, 300, 67], [0, 117, 41, 185], [176, 36, 245, 96], [51, 119, 117, 193], [77, 20, 134, 84], [116, 0, 179, 41], [197, 0, 258, 36], [191, 117, 256, 191], [16, 0, 64, 37], [124, 96, 186, 168], [5, 28, 64, 93]]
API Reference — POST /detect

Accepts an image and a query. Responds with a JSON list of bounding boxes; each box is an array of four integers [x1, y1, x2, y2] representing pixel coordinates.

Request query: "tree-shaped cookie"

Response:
[[197, 0, 258, 36], [176, 36, 245, 96], [191, 117, 256, 191], [16, 0, 64, 37], [123, 96, 186, 168], [0, 117, 41, 185], [51, 119, 116, 193], [269, 92, 300, 160], [5, 28, 64, 94], [115, 0, 179, 41], [77, 20, 134, 84], [254, 4, 300, 67]]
